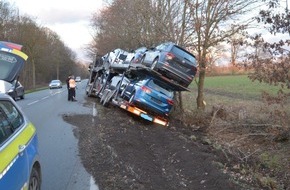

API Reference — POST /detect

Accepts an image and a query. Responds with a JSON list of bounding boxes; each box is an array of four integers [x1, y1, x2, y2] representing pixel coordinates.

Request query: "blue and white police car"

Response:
[[0, 41, 41, 190]]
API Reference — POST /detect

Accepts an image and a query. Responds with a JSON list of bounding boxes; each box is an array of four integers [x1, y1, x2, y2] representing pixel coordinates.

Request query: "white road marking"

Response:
[[26, 90, 65, 106], [42, 96, 49, 100], [93, 103, 97, 117], [27, 100, 39, 105]]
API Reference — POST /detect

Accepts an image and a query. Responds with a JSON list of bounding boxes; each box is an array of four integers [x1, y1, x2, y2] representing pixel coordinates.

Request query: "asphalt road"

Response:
[[16, 80, 99, 190]]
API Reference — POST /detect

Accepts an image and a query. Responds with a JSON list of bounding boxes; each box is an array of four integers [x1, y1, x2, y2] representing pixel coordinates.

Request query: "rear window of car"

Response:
[[171, 46, 196, 65], [147, 79, 173, 98], [118, 54, 127, 61]]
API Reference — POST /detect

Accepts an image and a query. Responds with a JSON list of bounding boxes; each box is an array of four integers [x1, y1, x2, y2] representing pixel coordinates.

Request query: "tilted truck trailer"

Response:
[[111, 64, 190, 126], [86, 55, 191, 126]]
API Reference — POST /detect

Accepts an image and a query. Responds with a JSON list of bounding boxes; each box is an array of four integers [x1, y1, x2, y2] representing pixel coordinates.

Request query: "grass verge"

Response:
[[180, 75, 290, 189]]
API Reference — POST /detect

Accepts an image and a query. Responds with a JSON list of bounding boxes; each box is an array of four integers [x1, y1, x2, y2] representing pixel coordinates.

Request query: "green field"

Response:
[[183, 75, 290, 110]]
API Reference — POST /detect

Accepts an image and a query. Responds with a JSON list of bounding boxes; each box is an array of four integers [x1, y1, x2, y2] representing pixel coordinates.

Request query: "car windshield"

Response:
[[147, 79, 173, 98], [171, 46, 196, 65], [51, 80, 60, 83]]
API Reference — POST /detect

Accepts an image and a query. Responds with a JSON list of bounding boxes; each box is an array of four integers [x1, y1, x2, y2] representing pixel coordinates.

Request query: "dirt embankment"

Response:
[[63, 97, 264, 190]]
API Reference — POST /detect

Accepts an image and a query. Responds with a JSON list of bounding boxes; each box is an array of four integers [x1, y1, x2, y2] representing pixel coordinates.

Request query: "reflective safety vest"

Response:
[[69, 79, 76, 88]]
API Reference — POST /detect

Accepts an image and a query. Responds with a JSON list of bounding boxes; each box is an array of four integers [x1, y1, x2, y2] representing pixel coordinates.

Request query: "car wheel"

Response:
[[151, 59, 158, 70], [20, 94, 24, 99], [29, 167, 41, 190], [129, 91, 135, 104], [95, 77, 103, 96]]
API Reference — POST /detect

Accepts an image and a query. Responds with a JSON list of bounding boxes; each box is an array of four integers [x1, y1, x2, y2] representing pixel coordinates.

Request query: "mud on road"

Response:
[[63, 97, 251, 190]]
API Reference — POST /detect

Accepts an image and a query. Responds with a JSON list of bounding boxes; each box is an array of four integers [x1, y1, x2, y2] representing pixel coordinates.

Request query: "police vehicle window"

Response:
[[0, 51, 18, 80], [0, 100, 23, 144]]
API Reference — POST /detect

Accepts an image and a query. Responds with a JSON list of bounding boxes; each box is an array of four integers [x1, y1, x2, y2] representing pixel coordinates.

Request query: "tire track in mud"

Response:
[[204, 89, 262, 101]]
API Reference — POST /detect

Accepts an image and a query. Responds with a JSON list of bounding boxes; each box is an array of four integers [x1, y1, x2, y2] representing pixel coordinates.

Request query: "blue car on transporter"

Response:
[[121, 76, 174, 117], [0, 41, 41, 190]]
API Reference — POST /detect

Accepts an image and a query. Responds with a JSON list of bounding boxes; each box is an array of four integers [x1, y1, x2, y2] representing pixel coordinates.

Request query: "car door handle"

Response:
[[18, 144, 26, 155]]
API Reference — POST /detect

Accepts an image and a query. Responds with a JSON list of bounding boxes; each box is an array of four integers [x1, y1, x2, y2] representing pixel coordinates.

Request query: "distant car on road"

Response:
[[49, 79, 62, 89], [141, 42, 197, 88], [75, 76, 81, 82]]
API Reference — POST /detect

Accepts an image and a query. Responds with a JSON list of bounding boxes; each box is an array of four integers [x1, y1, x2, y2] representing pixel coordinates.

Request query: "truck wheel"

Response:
[[100, 90, 108, 104], [95, 78, 103, 96], [103, 91, 111, 107], [103, 96, 109, 107], [87, 85, 93, 97]]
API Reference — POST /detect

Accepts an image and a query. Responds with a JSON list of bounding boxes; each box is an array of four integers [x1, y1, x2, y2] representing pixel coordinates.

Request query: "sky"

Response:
[[9, 0, 104, 63]]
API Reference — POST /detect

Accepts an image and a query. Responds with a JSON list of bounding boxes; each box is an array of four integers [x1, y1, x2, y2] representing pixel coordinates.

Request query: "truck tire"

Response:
[[95, 77, 103, 97], [100, 90, 107, 104]]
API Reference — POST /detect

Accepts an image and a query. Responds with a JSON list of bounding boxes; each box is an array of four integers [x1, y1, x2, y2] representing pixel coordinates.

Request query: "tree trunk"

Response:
[[178, 92, 183, 111], [32, 58, 36, 89], [196, 66, 206, 110], [172, 92, 183, 117]]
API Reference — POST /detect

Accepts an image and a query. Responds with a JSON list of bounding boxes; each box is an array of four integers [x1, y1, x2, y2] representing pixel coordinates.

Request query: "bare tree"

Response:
[[0, 0, 19, 40], [1, 0, 84, 89], [248, 0, 290, 89], [188, 0, 258, 110], [90, 0, 194, 112], [90, 0, 193, 54]]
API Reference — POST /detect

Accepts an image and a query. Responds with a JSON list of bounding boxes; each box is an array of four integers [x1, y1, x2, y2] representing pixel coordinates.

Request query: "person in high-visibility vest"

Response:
[[66, 74, 72, 101], [69, 76, 77, 101]]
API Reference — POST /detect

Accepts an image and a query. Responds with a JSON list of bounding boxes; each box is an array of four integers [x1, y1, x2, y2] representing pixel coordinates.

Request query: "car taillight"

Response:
[[167, 99, 174, 105], [141, 86, 151, 93], [165, 52, 175, 60]]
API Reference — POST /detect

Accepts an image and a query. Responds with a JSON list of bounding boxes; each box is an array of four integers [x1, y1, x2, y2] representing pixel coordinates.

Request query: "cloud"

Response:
[[16, 0, 102, 24], [39, 8, 92, 24], [11, 0, 103, 62]]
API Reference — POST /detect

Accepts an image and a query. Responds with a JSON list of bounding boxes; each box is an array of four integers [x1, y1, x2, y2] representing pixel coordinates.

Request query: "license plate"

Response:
[[140, 113, 153, 121]]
